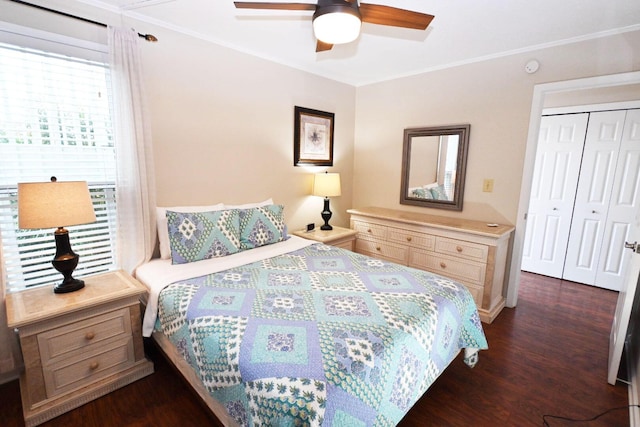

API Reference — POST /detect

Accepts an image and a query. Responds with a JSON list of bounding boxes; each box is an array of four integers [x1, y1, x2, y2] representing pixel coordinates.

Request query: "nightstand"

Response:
[[5, 270, 154, 427], [292, 225, 358, 251]]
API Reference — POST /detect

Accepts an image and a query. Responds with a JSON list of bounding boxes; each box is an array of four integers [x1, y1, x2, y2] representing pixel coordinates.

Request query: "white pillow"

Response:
[[224, 198, 273, 210], [156, 204, 224, 259]]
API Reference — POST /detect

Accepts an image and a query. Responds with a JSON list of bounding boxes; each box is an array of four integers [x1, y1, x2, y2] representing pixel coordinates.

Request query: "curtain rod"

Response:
[[9, 0, 158, 42]]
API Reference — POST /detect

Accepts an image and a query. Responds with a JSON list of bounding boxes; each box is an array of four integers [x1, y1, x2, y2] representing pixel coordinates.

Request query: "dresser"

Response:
[[5, 270, 154, 427], [348, 207, 514, 323]]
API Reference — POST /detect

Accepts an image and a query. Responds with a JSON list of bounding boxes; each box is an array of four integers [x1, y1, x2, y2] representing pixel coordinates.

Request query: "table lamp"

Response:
[[312, 171, 341, 230], [18, 177, 97, 294]]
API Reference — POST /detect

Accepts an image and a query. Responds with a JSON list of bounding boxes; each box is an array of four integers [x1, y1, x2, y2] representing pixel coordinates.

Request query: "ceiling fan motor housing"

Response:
[[313, 0, 362, 44], [313, 0, 361, 19]]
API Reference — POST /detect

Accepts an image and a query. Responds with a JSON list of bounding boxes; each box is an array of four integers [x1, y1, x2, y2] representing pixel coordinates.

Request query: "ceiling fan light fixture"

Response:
[[313, 7, 361, 45]]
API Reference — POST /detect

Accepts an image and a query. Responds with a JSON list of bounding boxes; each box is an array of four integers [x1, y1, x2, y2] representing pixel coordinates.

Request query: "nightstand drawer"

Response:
[[38, 307, 132, 363], [44, 337, 135, 398]]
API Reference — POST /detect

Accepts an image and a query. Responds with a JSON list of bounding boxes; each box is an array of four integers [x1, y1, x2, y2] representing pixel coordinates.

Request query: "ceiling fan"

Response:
[[233, 0, 434, 52]]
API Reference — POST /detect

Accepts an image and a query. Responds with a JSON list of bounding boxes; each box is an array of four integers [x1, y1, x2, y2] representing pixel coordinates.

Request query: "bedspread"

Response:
[[156, 243, 487, 426]]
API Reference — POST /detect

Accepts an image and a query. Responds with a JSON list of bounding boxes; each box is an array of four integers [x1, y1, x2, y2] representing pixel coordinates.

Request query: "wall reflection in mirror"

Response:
[[400, 125, 470, 211]]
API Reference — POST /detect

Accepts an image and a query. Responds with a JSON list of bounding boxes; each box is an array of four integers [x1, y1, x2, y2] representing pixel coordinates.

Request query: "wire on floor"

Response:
[[542, 405, 640, 426]]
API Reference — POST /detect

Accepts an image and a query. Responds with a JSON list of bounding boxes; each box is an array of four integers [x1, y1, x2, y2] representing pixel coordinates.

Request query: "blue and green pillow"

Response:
[[430, 185, 449, 200], [238, 204, 286, 250], [166, 209, 241, 264]]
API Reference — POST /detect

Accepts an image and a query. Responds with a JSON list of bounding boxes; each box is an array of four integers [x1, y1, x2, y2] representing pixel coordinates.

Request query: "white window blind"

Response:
[[0, 41, 117, 292]]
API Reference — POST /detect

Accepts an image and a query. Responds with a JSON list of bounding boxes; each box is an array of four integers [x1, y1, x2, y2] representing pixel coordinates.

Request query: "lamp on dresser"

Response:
[[312, 171, 341, 230], [18, 177, 96, 294]]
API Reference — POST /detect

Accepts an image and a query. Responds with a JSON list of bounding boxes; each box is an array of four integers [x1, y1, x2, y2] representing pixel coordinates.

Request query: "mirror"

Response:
[[400, 124, 470, 211]]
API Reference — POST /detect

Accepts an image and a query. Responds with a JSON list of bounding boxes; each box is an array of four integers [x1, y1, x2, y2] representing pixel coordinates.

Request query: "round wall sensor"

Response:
[[525, 60, 540, 74]]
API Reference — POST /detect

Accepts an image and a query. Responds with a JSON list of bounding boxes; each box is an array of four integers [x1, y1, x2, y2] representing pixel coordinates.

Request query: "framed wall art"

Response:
[[293, 106, 334, 166]]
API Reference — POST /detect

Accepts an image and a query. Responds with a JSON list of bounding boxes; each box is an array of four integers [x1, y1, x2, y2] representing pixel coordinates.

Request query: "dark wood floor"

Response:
[[0, 272, 629, 426]]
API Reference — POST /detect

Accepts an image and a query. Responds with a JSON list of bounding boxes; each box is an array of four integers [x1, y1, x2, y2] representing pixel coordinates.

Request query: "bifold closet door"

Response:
[[595, 109, 640, 291], [563, 111, 627, 286], [522, 113, 588, 278]]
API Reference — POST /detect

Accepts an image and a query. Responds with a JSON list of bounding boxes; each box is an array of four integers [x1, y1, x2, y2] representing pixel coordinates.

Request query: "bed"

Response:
[[136, 203, 488, 426]]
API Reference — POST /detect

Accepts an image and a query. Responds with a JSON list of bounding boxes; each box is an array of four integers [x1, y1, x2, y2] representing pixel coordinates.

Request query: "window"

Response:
[[0, 41, 117, 292]]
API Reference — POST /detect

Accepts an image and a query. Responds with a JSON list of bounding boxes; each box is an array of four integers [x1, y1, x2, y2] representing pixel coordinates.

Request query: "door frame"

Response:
[[507, 71, 640, 307]]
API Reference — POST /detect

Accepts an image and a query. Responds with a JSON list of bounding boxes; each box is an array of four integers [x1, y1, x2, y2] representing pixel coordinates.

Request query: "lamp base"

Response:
[[54, 277, 85, 294], [320, 197, 333, 230], [52, 228, 84, 294]]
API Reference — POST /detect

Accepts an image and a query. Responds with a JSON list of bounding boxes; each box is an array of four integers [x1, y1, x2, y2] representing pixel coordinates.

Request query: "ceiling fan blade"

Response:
[[234, 2, 316, 10], [316, 40, 333, 52], [358, 3, 434, 30]]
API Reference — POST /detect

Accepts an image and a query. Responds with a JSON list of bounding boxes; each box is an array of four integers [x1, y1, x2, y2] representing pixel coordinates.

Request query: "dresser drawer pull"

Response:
[[367, 229, 372, 233], [89, 361, 99, 371], [406, 237, 412, 242], [85, 331, 96, 341], [440, 262, 447, 269], [456, 246, 463, 252], [376, 246, 381, 251]]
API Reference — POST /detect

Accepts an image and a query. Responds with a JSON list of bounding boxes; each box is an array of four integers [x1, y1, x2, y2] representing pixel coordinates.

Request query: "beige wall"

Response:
[[353, 30, 640, 227], [141, 28, 356, 232]]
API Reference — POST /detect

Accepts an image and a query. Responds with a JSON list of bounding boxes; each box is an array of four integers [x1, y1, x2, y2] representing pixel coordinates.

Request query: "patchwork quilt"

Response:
[[156, 243, 488, 426]]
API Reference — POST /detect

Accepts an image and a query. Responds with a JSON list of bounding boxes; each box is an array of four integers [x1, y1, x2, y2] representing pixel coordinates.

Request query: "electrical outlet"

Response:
[[483, 179, 494, 192]]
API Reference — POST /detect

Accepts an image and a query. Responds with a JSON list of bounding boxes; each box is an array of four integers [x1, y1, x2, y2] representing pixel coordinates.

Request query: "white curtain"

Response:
[[0, 232, 20, 380], [108, 27, 157, 274]]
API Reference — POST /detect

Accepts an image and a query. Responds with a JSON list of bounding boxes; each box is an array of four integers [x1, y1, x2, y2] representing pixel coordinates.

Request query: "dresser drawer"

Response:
[[38, 308, 132, 363], [409, 250, 486, 286], [353, 221, 387, 240], [388, 228, 435, 250], [435, 237, 488, 262], [43, 337, 135, 398], [355, 239, 408, 264]]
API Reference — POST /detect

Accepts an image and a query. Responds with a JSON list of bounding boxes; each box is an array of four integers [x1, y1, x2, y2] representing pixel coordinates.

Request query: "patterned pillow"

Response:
[[238, 204, 286, 250], [411, 188, 434, 199], [430, 185, 449, 200], [166, 209, 241, 264]]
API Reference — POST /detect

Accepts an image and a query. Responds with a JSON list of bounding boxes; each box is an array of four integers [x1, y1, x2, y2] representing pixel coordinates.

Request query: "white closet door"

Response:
[[597, 109, 640, 291], [522, 114, 588, 277], [563, 111, 627, 286]]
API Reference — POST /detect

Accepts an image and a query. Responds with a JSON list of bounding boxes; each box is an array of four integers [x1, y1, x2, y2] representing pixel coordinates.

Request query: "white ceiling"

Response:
[[83, 0, 640, 86]]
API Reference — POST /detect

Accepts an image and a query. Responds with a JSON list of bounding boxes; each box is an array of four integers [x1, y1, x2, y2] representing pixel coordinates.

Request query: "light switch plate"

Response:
[[483, 179, 494, 192]]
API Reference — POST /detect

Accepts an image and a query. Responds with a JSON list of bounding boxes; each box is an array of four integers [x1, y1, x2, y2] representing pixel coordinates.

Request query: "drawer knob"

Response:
[[85, 331, 96, 341], [440, 262, 447, 269], [367, 229, 372, 233], [406, 237, 412, 242], [89, 361, 99, 371], [456, 246, 463, 252], [376, 246, 381, 251]]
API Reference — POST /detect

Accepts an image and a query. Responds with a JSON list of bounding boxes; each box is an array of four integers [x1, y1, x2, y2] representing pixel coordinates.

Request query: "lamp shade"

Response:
[[313, 10, 361, 45], [18, 181, 96, 229], [313, 172, 341, 197]]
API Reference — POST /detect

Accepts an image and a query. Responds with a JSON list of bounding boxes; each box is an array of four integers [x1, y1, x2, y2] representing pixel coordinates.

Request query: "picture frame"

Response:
[[294, 106, 334, 166]]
